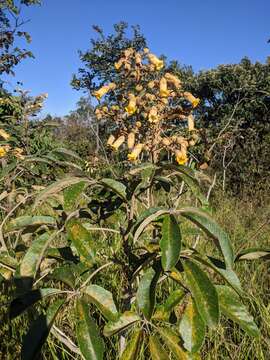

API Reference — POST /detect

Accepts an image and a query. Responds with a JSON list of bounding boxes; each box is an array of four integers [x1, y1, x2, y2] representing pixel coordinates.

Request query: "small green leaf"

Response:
[[179, 297, 206, 353], [84, 284, 118, 321], [103, 311, 140, 337], [120, 329, 143, 360], [21, 299, 64, 360], [160, 215, 181, 271], [235, 247, 270, 261], [67, 220, 95, 264], [216, 285, 260, 337], [64, 181, 86, 211], [76, 298, 104, 360], [99, 178, 127, 200], [153, 289, 185, 321], [183, 259, 219, 328], [178, 207, 234, 269], [51, 265, 76, 288], [136, 267, 159, 320], [149, 335, 169, 360], [10, 288, 63, 319]]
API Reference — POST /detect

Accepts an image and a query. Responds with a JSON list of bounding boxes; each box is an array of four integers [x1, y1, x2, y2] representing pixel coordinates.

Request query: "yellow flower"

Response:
[[148, 53, 164, 71], [0, 146, 7, 157], [124, 48, 134, 58], [93, 83, 116, 100], [114, 58, 124, 70], [135, 84, 143, 92], [165, 73, 181, 88], [111, 135, 125, 151], [148, 106, 159, 123], [183, 92, 200, 108], [159, 77, 170, 97], [107, 135, 115, 146], [13, 147, 24, 160], [135, 53, 142, 66], [147, 81, 156, 89], [187, 114, 195, 131], [125, 94, 137, 116], [175, 150, 188, 165], [0, 129, 10, 140], [102, 106, 108, 113], [127, 132, 135, 149], [128, 143, 144, 161]]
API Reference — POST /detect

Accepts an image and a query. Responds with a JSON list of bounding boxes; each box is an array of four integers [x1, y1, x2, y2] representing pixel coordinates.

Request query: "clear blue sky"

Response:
[[4, 0, 270, 116]]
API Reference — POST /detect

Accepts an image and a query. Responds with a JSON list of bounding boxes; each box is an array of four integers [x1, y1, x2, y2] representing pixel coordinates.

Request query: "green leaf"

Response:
[[179, 297, 206, 353], [7, 215, 56, 231], [160, 215, 181, 271], [158, 327, 195, 359], [153, 289, 185, 321], [83, 284, 118, 321], [0, 252, 18, 269], [21, 299, 64, 360], [216, 285, 260, 337], [133, 208, 169, 243], [50, 147, 82, 161], [76, 299, 105, 360], [183, 259, 219, 328], [67, 220, 95, 264], [20, 232, 52, 280], [64, 181, 86, 211], [235, 247, 270, 261], [120, 329, 143, 360], [99, 178, 127, 201], [51, 265, 76, 288], [178, 207, 234, 269], [103, 311, 140, 337], [149, 335, 169, 360], [10, 288, 63, 319], [136, 267, 159, 320], [34, 177, 92, 209]]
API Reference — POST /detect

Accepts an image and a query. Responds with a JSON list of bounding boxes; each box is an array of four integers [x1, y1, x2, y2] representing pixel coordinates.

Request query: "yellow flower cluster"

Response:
[[92, 47, 200, 165]]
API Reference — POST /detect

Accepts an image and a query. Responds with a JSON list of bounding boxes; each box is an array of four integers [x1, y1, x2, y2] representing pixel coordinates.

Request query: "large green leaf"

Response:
[[34, 177, 92, 209], [83, 284, 118, 321], [136, 267, 159, 320], [183, 259, 219, 328], [158, 327, 196, 360], [120, 329, 143, 360], [99, 178, 127, 201], [67, 220, 95, 264], [20, 232, 52, 280], [21, 299, 64, 360], [103, 311, 140, 337], [160, 214, 181, 271], [149, 335, 169, 360], [177, 207, 234, 269], [10, 288, 63, 319], [179, 297, 206, 353], [76, 298, 105, 360], [7, 215, 56, 232], [216, 285, 259, 337], [64, 181, 86, 211]]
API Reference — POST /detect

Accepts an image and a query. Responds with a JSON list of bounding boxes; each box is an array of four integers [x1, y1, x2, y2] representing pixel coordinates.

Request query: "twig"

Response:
[[51, 325, 81, 356]]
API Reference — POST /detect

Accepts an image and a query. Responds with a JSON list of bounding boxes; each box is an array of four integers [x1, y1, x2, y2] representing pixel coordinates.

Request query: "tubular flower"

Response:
[[107, 134, 115, 146], [13, 147, 24, 160], [93, 83, 116, 101], [114, 58, 124, 70], [125, 94, 137, 116], [187, 114, 195, 131], [148, 53, 164, 71], [159, 77, 170, 97], [135, 53, 142, 66], [127, 132, 135, 149], [0, 129, 10, 140], [148, 106, 159, 123], [165, 73, 181, 88], [0, 146, 7, 157], [183, 92, 200, 108], [111, 135, 125, 151], [175, 150, 188, 165], [128, 143, 144, 161]]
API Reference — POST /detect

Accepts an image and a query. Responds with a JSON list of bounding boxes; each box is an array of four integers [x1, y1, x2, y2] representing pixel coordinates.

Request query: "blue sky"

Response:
[[4, 0, 270, 116]]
